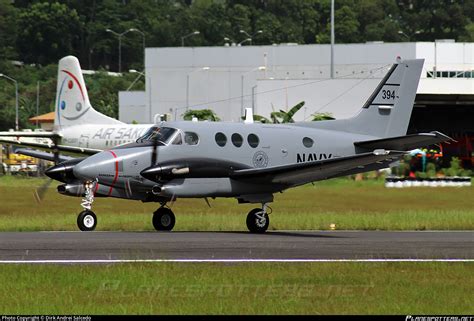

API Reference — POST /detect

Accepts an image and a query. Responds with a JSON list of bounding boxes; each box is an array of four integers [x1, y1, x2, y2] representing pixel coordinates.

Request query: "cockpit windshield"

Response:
[[136, 126, 178, 144]]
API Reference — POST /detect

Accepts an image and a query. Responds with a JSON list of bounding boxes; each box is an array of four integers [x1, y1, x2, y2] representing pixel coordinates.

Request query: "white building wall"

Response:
[[118, 91, 147, 124], [118, 42, 473, 124]]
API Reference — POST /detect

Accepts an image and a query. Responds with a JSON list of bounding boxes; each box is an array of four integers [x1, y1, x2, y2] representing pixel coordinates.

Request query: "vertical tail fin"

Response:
[[54, 56, 121, 129], [303, 59, 424, 138]]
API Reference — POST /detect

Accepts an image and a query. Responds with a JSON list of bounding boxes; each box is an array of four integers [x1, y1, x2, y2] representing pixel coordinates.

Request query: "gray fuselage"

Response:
[[72, 121, 377, 202]]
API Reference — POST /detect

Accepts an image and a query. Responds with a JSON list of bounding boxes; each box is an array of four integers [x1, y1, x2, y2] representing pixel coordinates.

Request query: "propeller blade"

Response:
[[124, 178, 133, 199], [34, 179, 53, 203], [52, 135, 60, 165], [168, 192, 177, 208], [151, 135, 158, 166]]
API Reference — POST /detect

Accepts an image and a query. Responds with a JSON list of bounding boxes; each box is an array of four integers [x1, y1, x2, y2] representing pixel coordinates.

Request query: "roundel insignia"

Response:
[[253, 151, 269, 168]]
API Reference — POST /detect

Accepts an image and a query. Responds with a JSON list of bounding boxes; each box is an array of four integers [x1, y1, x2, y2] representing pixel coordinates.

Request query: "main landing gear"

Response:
[[150, 202, 269, 233], [77, 180, 97, 231], [152, 205, 176, 231], [246, 204, 270, 233]]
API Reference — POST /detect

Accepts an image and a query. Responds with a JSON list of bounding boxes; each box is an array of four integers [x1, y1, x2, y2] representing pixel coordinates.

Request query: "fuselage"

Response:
[[72, 121, 378, 201], [59, 124, 152, 150]]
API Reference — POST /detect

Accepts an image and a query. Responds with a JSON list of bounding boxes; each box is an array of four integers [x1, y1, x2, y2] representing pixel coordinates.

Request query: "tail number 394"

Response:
[[381, 89, 396, 100]]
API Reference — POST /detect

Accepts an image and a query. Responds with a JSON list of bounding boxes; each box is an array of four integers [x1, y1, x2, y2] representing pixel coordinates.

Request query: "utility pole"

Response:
[[330, 0, 335, 79], [0, 73, 19, 131], [36, 81, 40, 128]]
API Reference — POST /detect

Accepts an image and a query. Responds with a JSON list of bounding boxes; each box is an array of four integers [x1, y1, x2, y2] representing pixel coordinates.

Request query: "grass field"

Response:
[[1, 175, 473, 231], [0, 175, 473, 231], [0, 262, 472, 314], [0, 176, 473, 315]]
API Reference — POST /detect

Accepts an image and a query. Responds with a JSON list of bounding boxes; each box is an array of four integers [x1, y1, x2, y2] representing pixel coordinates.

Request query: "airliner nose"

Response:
[[73, 151, 117, 181]]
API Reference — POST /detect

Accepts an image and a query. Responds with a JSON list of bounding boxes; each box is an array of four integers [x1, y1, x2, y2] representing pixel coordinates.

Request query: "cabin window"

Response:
[[231, 133, 243, 147], [184, 132, 199, 145], [137, 126, 178, 144], [303, 137, 314, 148], [247, 134, 259, 148], [215, 132, 227, 147]]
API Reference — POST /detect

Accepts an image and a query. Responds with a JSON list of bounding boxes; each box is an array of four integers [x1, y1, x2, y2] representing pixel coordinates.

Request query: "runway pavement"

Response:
[[0, 230, 473, 262]]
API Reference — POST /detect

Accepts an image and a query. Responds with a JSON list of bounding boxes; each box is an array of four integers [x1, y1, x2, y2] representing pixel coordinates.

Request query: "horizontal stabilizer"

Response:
[[354, 131, 452, 151], [15, 148, 74, 163]]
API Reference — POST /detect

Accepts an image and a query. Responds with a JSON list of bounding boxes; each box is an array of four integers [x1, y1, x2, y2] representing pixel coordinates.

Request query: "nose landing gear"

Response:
[[77, 180, 97, 231]]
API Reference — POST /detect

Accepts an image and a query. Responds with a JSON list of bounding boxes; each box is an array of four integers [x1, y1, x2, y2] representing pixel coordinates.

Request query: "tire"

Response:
[[77, 210, 97, 231], [246, 208, 269, 233], [153, 207, 176, 231]]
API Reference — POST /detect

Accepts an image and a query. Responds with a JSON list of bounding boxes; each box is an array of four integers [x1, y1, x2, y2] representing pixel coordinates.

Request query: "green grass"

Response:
[[0, 262, 472, 314], [1, 176, 473, 315], [0, 176, 473, 231]]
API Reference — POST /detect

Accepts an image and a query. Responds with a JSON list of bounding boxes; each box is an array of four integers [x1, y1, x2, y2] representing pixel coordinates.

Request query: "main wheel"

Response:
[[246, 208, 269, 233], [152, 207, 176, 231], [77, 210, 97, 231]]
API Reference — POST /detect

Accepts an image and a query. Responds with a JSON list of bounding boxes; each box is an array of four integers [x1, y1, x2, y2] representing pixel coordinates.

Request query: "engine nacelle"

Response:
[[140, 158, 249, 183], [45, 158, 86, 183]]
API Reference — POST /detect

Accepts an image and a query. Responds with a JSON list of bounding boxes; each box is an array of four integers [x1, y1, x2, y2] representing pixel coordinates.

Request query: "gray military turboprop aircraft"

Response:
[[45, 58, 450, 233]]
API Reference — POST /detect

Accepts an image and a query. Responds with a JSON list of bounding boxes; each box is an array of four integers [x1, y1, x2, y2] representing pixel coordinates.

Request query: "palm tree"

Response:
[[251, 101, 306, 124], [183, 109, 220, 121], [311, 112, 335, 121]]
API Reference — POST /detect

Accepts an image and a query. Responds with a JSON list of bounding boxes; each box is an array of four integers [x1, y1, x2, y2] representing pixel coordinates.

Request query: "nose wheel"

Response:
[[77, 210, 97, 231], [153, 206, 176, 231], [246, 205, 270, 233]]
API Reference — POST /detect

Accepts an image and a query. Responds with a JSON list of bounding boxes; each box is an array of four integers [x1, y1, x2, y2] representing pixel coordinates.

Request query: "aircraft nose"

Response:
[[73, 151, 118, 181]]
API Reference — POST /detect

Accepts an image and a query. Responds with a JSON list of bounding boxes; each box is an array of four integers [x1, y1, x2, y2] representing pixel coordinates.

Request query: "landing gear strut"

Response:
[[153, 205, 176, 231], [246, 204, 270, 233], [77, 180, 97, 231]]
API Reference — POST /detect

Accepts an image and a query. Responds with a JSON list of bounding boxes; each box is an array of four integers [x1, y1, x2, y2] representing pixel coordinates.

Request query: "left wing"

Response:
[[14, 148, 75, 163], [231, 150, 405, 187]]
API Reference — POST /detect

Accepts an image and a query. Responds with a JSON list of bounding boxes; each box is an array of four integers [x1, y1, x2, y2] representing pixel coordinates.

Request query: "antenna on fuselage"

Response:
[[244, 108, 254, 124]]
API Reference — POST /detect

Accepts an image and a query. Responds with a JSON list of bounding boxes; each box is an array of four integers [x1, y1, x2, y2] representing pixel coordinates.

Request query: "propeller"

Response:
[[34, 134, 61, 203], [151, 129, 159, 166], [34, 179, 53, 203]]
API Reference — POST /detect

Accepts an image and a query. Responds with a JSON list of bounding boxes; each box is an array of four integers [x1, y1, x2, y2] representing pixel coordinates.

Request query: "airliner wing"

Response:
[[0, 137, 101, 156], [0, 131, 61, 139], [231, 150, 405, 187]]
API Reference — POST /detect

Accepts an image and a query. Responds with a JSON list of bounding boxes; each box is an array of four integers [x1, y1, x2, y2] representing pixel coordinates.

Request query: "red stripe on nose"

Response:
[[108, 151, 119, 196]]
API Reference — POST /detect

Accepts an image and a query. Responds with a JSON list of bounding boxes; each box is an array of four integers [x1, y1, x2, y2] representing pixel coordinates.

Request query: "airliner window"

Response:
[[137, 126, 177, 144], [184, 132, 199, 145], [247, 134, 259, 148], [303, 137, 314, 148], [215, 132, 227, 147], [231, 133, 243, 147]]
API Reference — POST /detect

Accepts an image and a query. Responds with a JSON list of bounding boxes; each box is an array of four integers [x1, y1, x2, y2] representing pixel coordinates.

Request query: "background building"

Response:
[[119, 41, 474, 166]]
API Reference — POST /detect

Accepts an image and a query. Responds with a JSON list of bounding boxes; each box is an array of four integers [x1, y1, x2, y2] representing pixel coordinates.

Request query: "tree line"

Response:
[[0, 0, 473, 130], [2, 0, 474, 70]]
